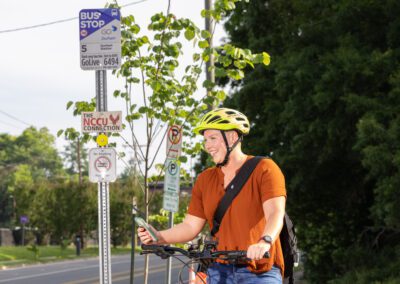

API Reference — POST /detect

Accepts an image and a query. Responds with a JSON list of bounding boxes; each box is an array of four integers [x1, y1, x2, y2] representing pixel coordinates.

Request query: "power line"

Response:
[[0, 109, 31, 126], [0, 0, 149, 34], [0, 119, 23, 130]]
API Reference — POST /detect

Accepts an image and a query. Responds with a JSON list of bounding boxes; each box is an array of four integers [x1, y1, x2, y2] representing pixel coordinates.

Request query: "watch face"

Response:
[[263, 235, 272, 244]]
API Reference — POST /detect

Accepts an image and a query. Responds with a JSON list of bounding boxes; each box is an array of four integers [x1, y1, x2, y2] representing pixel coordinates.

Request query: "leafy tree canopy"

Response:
[[222, 0, 400, 282]]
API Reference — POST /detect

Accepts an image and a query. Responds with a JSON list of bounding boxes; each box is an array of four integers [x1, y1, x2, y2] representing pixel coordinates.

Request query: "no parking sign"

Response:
[[166, 125, 182, 158]]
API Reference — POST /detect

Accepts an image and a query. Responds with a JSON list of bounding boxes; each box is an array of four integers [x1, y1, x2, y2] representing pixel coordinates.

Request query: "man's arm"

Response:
[[261, 195, 286, 242], [138, 214, 206, 245], [247, 196, 286, 260]]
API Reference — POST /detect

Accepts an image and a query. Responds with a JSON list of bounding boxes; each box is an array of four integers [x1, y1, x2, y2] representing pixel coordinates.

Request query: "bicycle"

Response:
[[140, 239, 270, 284]]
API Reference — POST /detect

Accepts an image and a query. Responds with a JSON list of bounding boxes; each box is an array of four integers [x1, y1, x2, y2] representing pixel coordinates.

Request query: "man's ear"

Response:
[[227, 130, 239, 143]]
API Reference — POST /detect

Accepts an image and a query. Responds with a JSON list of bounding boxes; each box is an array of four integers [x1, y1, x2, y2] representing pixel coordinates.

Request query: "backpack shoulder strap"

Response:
[[211, 156, 265, 237]]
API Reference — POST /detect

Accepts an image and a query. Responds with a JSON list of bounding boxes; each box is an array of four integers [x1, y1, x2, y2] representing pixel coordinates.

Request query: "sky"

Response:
[[0, 0, 225, 175]]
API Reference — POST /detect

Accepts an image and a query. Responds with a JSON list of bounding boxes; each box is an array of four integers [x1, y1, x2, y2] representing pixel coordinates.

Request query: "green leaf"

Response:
[[215, 67, 227, 77], [216, 90, 226, 100], [193, 53, 201, 62], [66, 101, 73, 110], [184, 28, 195, 40], [201, 30, 211, 39], [203, 80, 216, 89], [179, 156, 188, 163], [113, 90, 121, 98], [226, 1, 236, 10], [262, 52, 271, 65], [141, 36, 149, 43], [227, 69, 244, 80], [130, 104, 137, 112], [151, 80, 162, 92], [57, 129, 64, 137], [198, 40, 209, 49], [234, 60, 247, 69]]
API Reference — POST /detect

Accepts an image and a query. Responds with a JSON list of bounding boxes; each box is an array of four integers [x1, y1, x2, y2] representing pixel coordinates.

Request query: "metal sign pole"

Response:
[[80, 8, 120, 284], [130, 198, 138, 284], [96, 69, 112, 284], [163, 125, 183, 284], [166, 212, 174, 284]]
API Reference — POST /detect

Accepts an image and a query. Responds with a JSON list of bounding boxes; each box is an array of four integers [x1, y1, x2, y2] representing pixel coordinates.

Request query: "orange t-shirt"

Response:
[[188, 156, 286, 275]]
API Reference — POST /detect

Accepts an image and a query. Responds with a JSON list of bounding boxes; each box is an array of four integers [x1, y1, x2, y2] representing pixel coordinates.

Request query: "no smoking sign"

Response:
[[95, 156, 112, 172], [89, 148, 117, 182]]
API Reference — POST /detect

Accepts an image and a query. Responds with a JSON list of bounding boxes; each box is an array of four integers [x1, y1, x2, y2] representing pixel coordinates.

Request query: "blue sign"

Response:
[[20, 215, 29, 224], [79, 9, 121, 70], [79, 9, 120, 40]]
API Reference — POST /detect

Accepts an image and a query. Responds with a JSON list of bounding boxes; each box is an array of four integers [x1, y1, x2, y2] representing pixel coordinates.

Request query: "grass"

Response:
[[0, 245, 134, 268]]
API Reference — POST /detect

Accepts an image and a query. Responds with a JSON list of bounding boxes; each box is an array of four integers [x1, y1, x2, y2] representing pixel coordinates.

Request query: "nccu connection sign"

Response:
[[81, 111, 122, 133]]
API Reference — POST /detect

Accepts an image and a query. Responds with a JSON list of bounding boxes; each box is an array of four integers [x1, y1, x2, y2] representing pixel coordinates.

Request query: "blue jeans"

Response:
[[206, 263, 282, 284]]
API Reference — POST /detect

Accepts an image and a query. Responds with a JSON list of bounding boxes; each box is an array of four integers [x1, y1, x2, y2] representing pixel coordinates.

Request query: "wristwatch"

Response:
[[259, 235, 273, 244]]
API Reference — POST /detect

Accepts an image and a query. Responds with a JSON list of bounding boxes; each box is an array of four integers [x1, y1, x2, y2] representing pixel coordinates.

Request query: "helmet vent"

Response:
[[217, 120, 230, 124], [226, 111, 236, 115], [236, 117, 245, 121], [203, 113, 212, 121], [208, 115, 221, 123]]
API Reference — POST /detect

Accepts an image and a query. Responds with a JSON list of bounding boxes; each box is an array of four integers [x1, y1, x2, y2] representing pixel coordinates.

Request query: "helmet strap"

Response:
[[216, 131, 242, 167]]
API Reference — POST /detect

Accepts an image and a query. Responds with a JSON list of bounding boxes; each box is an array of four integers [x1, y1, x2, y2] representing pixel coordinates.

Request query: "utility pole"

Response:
[[205, 0, 215, 103]]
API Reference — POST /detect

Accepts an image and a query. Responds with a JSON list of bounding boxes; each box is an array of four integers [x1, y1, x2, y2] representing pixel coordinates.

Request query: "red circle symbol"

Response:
[[168, 125, 182, 145], [94, 156, 112, 172]]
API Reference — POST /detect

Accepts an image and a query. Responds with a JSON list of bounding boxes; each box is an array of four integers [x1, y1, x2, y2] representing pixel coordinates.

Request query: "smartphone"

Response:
[[135, 217, 158, 242]]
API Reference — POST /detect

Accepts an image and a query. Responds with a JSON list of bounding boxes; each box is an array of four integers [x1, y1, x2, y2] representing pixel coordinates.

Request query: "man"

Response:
[[138, 108, 286, 283]]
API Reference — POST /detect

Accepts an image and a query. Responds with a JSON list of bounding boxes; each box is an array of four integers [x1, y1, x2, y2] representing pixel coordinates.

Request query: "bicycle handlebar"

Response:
[[141, 242, 270, 284], [141, 244, 270, 261]]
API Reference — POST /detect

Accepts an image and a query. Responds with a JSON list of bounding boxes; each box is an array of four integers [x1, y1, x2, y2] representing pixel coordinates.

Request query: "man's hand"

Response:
[[247, 242, 271, 260], [137, 225, 161, 244]]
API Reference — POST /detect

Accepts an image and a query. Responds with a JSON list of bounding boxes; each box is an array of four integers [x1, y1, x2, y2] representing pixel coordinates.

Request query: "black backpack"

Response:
[[280, 213, 299, 284], [211, 156, 299, 284]]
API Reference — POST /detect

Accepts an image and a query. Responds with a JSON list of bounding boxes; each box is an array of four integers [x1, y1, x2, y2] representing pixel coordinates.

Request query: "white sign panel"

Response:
[[163, 158, 180, 212], [166, 125, 182, 158], [89, 148, 117, 182], [81, 111, 122, 133], [163, 192, 179, 213], [79, 8, 121, 70]]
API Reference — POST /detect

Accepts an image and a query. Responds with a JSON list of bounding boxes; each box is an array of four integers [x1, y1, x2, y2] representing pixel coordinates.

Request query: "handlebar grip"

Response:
[[141, 244, 163, 251], [140, 244, 190, 257]]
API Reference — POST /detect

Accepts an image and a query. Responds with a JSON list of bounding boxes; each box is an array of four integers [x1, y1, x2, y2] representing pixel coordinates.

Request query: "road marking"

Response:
[[63, 263, 183, 284], [0, 259, 130, 283]]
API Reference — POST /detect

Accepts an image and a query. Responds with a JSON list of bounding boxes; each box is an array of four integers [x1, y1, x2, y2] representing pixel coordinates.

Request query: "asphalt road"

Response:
[[0, 254, 193, 284]]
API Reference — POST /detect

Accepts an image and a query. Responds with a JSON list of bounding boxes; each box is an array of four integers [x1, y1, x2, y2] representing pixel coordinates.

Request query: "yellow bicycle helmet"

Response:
[[193, 108, 250, 135]]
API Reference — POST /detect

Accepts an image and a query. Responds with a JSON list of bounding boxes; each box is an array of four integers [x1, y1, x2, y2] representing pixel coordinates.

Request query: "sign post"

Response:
[[20, 215, 28, 246], [163, 125, 182, 284], [80, 8, 121, 284]]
